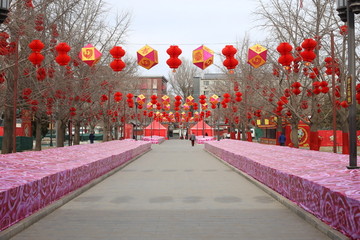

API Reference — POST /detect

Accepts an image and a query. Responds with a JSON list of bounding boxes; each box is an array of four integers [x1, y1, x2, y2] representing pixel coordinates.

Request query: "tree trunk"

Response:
[[56, 119, 66, 147], [309, 124, 320, 151], [290, 121, 299, 148], [103, 123, 109, 142], [34, 117, 42, 151], [114, 123, 119, 140], [341, 122, 350, 154], [1, 104, 14, 154], [73, 120, 81, 145]]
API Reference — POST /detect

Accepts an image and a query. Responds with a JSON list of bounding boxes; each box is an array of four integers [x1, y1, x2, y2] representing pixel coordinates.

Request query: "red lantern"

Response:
[[55, 42, 71, 66], [300, 39, 317, 64], [110, 46, 126, 72], [28, 52, 44, 66], [110, 59, 126, 72], [166, 45, 182, 71], [222, 45, 238, 72], [276, 42, 294, 68], [110, 46, 125, 58]]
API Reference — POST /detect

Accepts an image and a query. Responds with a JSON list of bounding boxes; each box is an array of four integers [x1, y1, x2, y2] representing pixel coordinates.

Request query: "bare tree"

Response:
[[168, 58, 201, 99]]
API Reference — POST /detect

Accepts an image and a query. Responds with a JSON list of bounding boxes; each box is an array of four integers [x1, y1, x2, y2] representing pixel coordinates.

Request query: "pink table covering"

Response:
[[0, 140, 151, 231], [205, 140, 360, 240], [196, 136, 215, 144], [142, 136, 165, 144]]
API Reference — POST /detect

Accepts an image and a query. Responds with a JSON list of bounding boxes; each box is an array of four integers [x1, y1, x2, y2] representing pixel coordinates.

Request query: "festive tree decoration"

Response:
[[147, 102, 153, 110], [78, 44, 102, 66], [192, 45, 214, 70], [114, 92, 122, 102], [222, 45, 238, 72], [183, 104, 190, 111], [28, 40, 45, 66], [110, 46, 126, 72], [162, 95, 170, 104], [55, 42, 71, 66], [247, 44, 267, 68], [210, 94, 220, 105], [186, 95, 194, 106], [300, 38, 317, 64], [137, 45, 158, 69], [276, 42, 294, 68], [136, 94, 146, 105], [166, 45, 182, 71]]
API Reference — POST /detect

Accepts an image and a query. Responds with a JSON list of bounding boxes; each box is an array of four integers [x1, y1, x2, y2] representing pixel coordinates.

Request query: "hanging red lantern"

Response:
[[300, 38, 317, 64], [110, 46, 125, 58], [340, 25, 348, 35], [222, 45, 238, 72], [276, 42, 293, 68], [36, 67, 46, 81], [28, 40, 45, 66], [110, 46, 126, 72], [29, 40, 44, 52], [166, 45, 182, 71], [55, 42, 71, 66], [150, 95, 157, 104]]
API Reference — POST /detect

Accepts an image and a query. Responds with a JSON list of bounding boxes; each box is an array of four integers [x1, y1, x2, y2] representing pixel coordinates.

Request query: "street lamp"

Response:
[[0, 0, 10, 24], [134, 96, 138, 141], [336, 0, 360, 169], [217, 97, 221, 141]]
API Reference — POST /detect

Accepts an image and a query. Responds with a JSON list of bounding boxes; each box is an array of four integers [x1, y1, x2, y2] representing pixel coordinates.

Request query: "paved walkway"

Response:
[[10, 140, 332, 240]]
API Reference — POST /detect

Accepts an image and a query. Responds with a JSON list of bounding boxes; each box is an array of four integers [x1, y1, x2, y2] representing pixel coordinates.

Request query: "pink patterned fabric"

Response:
[[196, 136, 215, 144], [205, 140, 360, 240], [142, 136, 165, 144], [0, 140, 151, 231]]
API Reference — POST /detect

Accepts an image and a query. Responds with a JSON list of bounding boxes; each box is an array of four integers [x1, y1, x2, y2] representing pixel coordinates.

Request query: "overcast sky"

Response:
[[104, 0, 267, 76]]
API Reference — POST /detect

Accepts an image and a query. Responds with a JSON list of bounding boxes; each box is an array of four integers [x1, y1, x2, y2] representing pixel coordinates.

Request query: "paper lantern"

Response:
[[136, 94, 146, 105], [222, 45, 238, 71], [137, 45, 158, 70], [186, 96, 194, 106], [147, 102, 153, 110], [183, 104, 190, 111], [162, 95, 170, 103], [166, 45, 182, 71], [210, 94, 219, 105], [248, 44, 267, 68], [192, 45, 214, 70], [78, 44, 102, 66]]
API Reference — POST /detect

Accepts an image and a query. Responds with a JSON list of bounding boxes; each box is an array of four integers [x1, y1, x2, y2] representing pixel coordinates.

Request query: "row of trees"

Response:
[[169, 0, 359, 151], [0, 0, 359, 153], [0, 0, 141, 153]]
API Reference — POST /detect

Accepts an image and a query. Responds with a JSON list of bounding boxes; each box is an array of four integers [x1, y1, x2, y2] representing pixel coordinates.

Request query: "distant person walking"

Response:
[[278, 133, 286, 146], [190, 132, 196, 147], [89, 132, 95, 144]]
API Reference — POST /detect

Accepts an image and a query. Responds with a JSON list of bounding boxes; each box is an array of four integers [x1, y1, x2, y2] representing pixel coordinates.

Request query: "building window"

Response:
[[204, 80, 209, 86]]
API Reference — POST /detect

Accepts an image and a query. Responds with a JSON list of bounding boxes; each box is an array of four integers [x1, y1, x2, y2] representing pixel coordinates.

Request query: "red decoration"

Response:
[[276, 42, 293, 68], [110, 46, 126, 72], [166, 45, 182, 71], [114, 92, 122, 102], [35, 14, 44, 31], [300, 39, 317, 64], [150, 95, 157, 104], [222, 45, 238, 73], [55, 42, 71, 66], [291, 82, 301, 95], [28, 40, 45, 66], [340, 100, 349, 108], [36, 67, 46, 81], [340, 25, 348, 35]]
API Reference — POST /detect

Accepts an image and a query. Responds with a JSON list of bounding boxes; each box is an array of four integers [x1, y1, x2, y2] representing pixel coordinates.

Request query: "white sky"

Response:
[[104, 0, 267, 77]]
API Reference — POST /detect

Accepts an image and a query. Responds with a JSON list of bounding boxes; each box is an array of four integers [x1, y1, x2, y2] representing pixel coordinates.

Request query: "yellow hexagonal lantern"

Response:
[[137, 45, 158, 70], [192, 45, 214, 70]]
